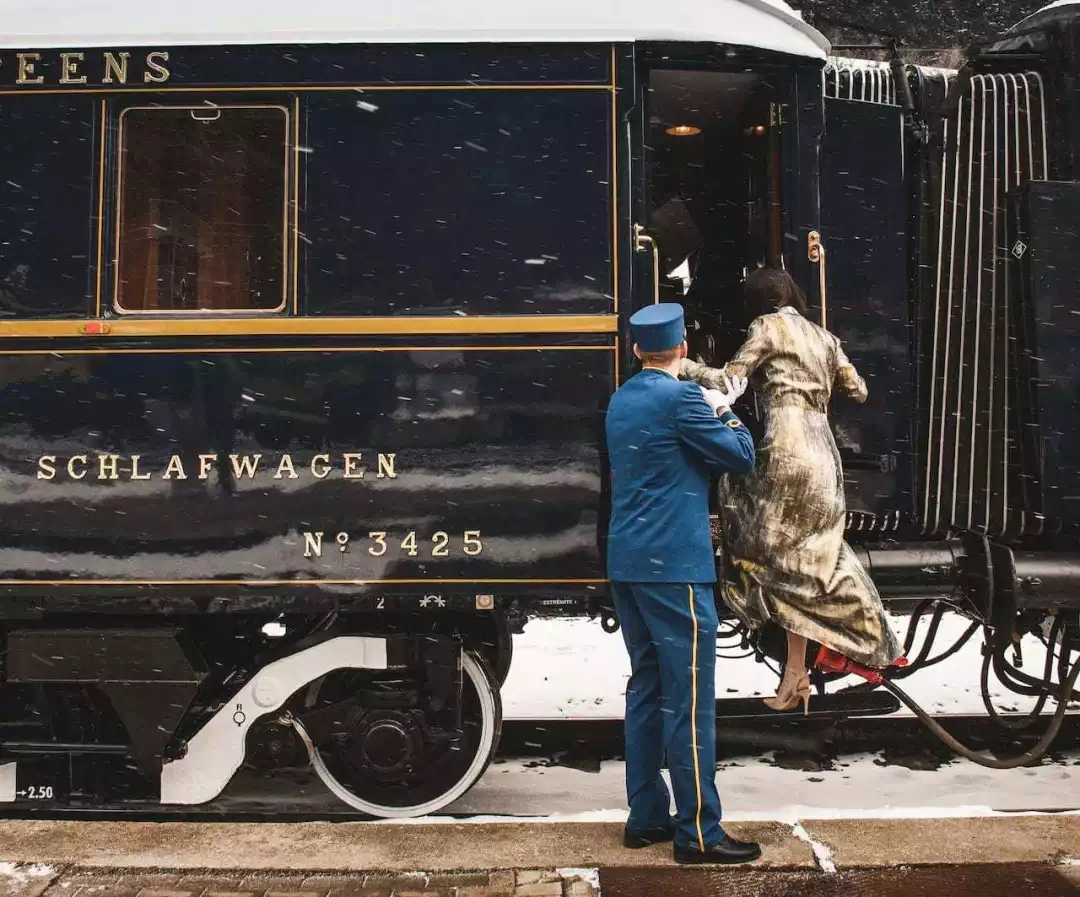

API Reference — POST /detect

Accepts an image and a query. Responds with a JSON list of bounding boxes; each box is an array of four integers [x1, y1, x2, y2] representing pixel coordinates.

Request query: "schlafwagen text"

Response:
[[36, 452, 398, 481]]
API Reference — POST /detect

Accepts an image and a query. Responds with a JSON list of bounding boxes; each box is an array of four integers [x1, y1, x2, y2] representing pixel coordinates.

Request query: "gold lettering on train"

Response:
[[163, 455, 187, 480], [198, 453, 217, 480], [274, 455, 298, 480], [311, 454, 331, 479], [301, 530, 484, 560], [36, 452, 402, 481], [68, 455, 87, 480], [59, 52, 86, 85], [4, 50, 171, 87], [16, 53, 44, 85], [230, 454, 261, 479], [102, 51, 130, 84], [98, 453, 120, 481], [343, 453, 365, 480], [144, 51, 171, 84], [130, 454, 152, 481]]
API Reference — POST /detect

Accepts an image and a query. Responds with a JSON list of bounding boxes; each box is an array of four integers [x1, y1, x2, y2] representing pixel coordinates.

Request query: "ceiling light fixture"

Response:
[[665, 124, 702, 136]]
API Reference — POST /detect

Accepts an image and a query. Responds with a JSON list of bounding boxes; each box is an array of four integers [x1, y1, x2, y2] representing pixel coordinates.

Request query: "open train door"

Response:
[[818, 61, 914, 534]]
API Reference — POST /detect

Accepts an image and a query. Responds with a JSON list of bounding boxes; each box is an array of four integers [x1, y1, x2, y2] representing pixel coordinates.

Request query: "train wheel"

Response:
[[297, 650, 501, 818]]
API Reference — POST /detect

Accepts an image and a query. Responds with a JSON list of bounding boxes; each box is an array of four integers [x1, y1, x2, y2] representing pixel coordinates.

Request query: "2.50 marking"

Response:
[[15, 785, 54, 800], [302, 530, 483, 559]]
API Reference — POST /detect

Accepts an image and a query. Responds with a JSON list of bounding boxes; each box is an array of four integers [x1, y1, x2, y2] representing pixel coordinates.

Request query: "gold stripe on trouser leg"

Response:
[[688, 585, 705, 852]]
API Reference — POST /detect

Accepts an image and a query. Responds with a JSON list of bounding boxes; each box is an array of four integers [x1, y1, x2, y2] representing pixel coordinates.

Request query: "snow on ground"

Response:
[[471, 613, 1079, 821], [0, 863, 56, 882], [500, 612, 1055, 720], [446, 750, 1080, 820]]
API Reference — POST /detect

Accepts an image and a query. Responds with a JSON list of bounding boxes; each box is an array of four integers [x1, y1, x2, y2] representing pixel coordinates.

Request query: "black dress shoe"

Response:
[[674, 835, 762, 865], [623, 822, 676, 848]]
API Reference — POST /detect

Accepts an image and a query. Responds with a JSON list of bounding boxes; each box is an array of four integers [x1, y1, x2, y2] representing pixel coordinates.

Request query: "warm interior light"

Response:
[[665, 124, 702, 136]]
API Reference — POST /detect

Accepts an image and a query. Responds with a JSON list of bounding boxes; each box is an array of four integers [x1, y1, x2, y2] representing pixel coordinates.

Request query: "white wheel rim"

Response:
[[307, 651, 497, 818]]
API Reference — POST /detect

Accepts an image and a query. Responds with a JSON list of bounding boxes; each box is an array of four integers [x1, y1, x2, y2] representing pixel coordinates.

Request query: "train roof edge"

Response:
[[0, 0, 829, 60]]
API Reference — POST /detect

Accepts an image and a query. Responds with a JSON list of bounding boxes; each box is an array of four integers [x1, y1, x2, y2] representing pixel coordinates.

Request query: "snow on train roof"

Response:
[[0, 0, 829, 60], [1008, 0, 1080, 32]]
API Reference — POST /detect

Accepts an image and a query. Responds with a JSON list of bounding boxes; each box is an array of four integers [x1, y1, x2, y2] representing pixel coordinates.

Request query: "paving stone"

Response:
[[116, 878, 185, 891], [47, 877, 119, 890], [326, 886, 391, 897], [512, 874, 560, 887], [389, 891, 454, 897], [298, 878, 363, 892], [801, 816, 1080, 868], [236, 881, 308, 895], [134, 890, 197, 897], [68, 886, 140, 897], [485, 871, 516, 897], [177, 878, 243, 891], [511, 885, 563, 897]]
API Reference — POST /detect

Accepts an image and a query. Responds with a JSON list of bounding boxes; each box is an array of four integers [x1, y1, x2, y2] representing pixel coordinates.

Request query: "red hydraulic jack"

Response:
[[814, 646, 909, 685]]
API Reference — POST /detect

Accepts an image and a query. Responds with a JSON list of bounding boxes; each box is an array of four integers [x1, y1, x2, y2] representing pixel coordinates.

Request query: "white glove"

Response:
[[721, 374, 748, 405], [700, 375, 747, 414]]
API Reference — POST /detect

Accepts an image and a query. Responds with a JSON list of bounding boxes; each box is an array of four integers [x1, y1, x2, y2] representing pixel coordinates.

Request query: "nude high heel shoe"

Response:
[[763, 670, 812, 715]]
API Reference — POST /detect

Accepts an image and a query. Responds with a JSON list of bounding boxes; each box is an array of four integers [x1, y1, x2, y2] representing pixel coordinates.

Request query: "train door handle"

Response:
[[634, 224, 660, 305], [808, 230, 828, 328]]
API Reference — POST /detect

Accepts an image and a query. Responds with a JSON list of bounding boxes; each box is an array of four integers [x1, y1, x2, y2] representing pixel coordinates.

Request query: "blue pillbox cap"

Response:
[[629, 303, 686, 352]]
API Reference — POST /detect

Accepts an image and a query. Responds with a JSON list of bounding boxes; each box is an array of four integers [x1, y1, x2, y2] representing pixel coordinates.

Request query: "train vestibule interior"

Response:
[[645, 69, 779, 367]]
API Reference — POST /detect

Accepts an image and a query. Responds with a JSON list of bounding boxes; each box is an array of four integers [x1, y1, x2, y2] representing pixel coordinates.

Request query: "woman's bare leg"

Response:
[[786, 631, 809, 681]]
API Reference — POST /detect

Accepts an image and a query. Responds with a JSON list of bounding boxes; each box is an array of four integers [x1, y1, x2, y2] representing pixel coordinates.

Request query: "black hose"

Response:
[[888, 604, 965, 681], [993, 644, 1060, 697], [980, 619, 1059, 732], [902, 599, 935, 655], [921, 620, 980, 667], [884, 651, 1080, 769]]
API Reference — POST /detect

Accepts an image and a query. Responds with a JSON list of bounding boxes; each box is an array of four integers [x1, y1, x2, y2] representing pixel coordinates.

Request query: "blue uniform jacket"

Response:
[[605, 368, 756, 583]]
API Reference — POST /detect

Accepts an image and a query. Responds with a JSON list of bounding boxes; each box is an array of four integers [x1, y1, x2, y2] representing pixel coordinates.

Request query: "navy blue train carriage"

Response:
[[0, 0, 1077, 816]]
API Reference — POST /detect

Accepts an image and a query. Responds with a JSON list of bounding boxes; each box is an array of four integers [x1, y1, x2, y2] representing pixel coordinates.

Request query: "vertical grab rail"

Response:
[[808, 230, 827, 328], [634, 224, 660, 305]]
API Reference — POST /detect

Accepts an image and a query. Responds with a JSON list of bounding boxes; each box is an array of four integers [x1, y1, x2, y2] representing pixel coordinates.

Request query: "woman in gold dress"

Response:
[[681, 267, 904, 712]]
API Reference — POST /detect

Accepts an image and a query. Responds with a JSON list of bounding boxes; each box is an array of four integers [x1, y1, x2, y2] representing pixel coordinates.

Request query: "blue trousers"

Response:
[[610, 581, 723, 852]]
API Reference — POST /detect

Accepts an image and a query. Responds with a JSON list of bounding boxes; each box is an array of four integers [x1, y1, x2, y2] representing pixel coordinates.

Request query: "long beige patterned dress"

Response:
[[681, 306, 902, 668]]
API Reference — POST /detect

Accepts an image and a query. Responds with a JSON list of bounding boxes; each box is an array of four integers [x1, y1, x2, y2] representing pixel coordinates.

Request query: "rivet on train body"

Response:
[[35, 452, 398, 481]]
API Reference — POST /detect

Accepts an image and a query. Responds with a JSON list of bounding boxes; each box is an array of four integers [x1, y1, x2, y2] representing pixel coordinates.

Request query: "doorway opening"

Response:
[[644, 69, 781, 366]]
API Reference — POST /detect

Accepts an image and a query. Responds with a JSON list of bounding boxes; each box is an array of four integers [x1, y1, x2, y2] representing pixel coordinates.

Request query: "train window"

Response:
[[114, 105, 289, 314], [0, 97, 97, 318]]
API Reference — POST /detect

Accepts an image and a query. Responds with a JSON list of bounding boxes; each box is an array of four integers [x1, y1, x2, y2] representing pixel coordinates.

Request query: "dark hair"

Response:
[[743, 266, 809, 319]]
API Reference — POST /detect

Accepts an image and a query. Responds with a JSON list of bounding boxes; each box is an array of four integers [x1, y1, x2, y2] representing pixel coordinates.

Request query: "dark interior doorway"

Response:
[[644, 68, 780, 366]]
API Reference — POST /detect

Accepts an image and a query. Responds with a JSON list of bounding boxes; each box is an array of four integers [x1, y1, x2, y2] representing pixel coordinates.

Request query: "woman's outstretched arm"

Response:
[[680, 317, 772, 385], [834, 342, 869, 403], [679, 357, 730, 389]]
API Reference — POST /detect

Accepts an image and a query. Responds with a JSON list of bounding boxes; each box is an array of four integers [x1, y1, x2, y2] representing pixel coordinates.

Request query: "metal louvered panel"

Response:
[[824, 58, 897, 105], [923, 72, 1049, 539]]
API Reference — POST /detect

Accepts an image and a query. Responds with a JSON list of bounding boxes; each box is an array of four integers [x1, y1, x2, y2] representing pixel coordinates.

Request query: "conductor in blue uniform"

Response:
[[605, 303, 761, 865]]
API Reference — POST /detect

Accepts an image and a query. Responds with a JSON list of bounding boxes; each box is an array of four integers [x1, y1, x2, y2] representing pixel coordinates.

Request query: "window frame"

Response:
[[111, 102, 293, 317]]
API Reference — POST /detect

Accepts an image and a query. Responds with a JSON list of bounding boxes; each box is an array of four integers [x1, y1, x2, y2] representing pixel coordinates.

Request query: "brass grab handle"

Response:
[[808, 230, 827, 328], [634, 224, 661, 305]]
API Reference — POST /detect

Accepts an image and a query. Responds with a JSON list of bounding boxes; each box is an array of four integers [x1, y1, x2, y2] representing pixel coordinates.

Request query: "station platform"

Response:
[[1, 815, 1079, 897]]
